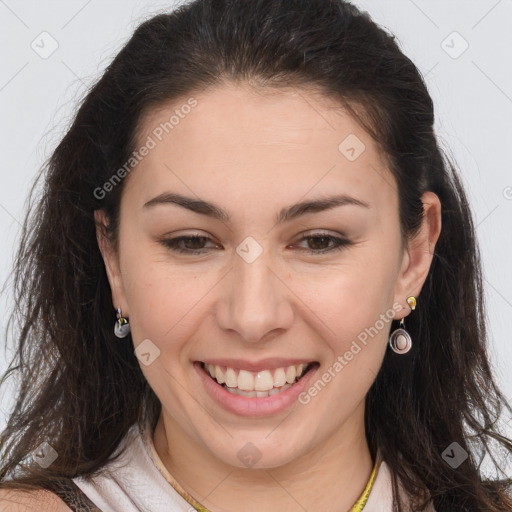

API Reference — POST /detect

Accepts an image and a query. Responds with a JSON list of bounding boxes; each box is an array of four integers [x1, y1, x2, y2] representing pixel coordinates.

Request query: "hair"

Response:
[[1, 0, 511, 510]]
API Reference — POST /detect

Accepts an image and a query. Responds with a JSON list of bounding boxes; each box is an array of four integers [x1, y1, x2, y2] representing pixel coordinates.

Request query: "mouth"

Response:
[[200, 361, 318, 398]]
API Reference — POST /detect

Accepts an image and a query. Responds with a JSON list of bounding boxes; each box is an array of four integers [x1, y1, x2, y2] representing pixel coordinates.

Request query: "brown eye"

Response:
[[295, 232, 352, 255], [160, 232, 352, 256], [161, 235, 219, 254]]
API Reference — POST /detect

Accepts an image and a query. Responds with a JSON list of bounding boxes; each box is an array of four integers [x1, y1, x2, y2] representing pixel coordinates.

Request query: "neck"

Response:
[[153, 401, 374, 512]]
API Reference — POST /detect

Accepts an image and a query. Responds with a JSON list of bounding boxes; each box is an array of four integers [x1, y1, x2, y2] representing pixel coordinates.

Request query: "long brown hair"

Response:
[[1, 1, 511, 510]]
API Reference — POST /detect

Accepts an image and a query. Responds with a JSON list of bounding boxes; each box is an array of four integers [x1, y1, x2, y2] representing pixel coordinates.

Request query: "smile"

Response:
[[194, 359, 319, 416], [202, 362, 313, 398]]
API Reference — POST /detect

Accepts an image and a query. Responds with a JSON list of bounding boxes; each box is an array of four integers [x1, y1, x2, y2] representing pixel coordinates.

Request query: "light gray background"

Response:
[[1, 1, 511, 448]]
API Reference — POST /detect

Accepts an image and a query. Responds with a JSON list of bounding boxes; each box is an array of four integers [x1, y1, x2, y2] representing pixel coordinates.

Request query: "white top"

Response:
[[72, 420, 436, 511]]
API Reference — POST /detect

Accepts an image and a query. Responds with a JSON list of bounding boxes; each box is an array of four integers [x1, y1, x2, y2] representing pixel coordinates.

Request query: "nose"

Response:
[[215, 244, 294, 343]]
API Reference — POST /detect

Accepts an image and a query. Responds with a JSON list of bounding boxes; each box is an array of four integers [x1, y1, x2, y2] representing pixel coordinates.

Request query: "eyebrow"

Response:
[[143, 192, 370, 225]]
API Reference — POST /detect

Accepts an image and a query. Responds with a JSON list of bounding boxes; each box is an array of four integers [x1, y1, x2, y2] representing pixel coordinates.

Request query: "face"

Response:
[[96, 82, 440, 470]]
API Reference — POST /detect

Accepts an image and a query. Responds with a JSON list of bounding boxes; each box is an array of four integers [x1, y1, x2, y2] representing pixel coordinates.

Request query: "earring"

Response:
[[114, 307, 131, 338], [388, 296, 416, 354]]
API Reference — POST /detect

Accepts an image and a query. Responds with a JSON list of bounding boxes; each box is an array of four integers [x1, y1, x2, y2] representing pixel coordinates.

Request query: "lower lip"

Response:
[[194, 361, 319, 417]]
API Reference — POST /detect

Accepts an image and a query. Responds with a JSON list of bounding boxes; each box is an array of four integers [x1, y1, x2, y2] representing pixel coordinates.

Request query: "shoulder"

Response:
[[0, 488, 73, 512]]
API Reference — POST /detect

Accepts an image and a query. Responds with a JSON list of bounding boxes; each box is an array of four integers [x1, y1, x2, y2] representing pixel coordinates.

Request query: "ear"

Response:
[[393, 191, 442, 319], [94, 209, 128, 315]]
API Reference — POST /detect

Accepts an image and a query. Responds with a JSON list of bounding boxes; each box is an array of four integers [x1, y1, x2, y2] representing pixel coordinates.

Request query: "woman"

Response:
[[0, 0, 511, 510]]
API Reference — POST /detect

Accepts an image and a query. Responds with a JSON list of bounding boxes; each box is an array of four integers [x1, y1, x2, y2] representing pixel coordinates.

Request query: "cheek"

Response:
[[301, 251, 399, 405], [120, 244, 218, 355], [303, 276, 393, 421], [311, 254, 398, 340]]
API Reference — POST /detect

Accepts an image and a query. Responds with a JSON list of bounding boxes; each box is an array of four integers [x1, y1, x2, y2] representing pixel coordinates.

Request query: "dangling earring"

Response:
[[114, 307, 131, 338], [388, 296, 416, 354]]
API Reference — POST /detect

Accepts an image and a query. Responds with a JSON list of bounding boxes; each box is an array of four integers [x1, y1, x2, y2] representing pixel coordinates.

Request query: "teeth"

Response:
[[285, 366, 296, 384], [215, 366, 225, 385], [238, 370, 254, 391], [273, 368, 286, 387], [225, 367, 237, 388], [204, 362, 311, 392], [254, 370, 273, 391], [225, 383, 293, 397]]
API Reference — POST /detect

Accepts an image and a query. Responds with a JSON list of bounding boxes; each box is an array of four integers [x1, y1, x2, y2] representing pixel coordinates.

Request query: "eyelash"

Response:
[[160, 232, 352, 255]]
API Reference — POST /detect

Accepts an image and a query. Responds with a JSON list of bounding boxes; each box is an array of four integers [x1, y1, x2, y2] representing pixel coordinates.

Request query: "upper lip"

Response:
[[198, 358, 317, 372]]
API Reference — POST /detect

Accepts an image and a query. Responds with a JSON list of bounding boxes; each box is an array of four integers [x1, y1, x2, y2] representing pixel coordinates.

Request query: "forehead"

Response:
[[124, 82, 396, 216]]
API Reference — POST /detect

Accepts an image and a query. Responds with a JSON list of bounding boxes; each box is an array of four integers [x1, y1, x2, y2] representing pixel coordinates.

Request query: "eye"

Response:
[[159, 231, 352, 255], [293, 231, 353, 254], [160, 234, 220, 254]]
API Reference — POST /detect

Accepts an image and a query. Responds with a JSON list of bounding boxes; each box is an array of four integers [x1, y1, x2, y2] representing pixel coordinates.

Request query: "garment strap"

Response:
[[49, 478, 104, 512]]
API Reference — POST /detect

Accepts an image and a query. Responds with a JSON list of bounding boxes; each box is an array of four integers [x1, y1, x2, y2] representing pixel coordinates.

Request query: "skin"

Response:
[[96, 82, 442, 512], [0, 489, 72, 511]]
